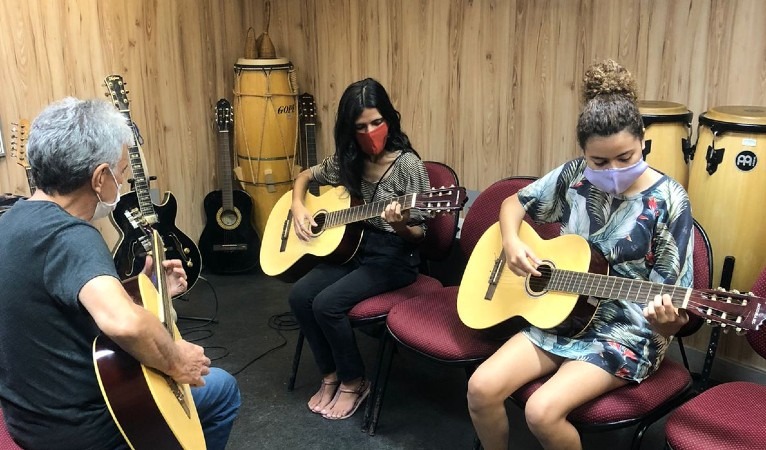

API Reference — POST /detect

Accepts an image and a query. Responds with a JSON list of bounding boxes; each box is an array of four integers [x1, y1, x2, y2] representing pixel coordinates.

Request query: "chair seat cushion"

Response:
[[665, 381, 766, 450], [514, 358, 691, 424], [386, 286, 504, 362], [348, 274, 442, 321]]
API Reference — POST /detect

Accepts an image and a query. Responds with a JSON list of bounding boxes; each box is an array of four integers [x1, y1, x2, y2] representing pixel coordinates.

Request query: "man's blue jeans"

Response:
[[192, 368, 241, 450]]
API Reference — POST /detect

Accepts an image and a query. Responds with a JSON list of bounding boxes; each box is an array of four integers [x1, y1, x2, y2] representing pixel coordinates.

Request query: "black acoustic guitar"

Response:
[[104, 74, 202, 293], [298, 92, 321, 196], [198, 99, 260, 274]]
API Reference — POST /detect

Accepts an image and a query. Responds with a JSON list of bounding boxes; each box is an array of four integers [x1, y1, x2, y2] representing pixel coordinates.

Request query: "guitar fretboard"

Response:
[[323, 193, 417, 228], [115, 114, 158, 224], [25, 167, 37, 195], [539, 268, 691, 308], [217, 128, 235, 210]]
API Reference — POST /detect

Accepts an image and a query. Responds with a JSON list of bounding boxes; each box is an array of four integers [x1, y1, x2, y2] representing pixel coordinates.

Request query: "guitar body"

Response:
[[111, 191, 202, 291], [458, 222, 606, 337], [199, 189, 261, 274], [260, 186, 364, 281], [93, 275, 205, 450]]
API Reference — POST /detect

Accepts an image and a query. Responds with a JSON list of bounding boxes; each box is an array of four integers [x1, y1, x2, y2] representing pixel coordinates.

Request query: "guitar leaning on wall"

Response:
[[10, 119, 36, 195], [198, 99, 260, 274], [297, 92, 321, 196], [457, 221, 766, 337], [260, 185, 468, 281], [104, 74, 202, 293], [93, 228, 205, 450]]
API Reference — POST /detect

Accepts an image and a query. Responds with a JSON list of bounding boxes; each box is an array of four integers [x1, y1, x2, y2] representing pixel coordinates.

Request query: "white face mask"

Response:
[[91, 167, 122, 221]]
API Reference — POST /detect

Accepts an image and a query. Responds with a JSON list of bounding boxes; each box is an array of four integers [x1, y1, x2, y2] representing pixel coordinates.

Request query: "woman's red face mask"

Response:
[[356, 122, 389, 156]]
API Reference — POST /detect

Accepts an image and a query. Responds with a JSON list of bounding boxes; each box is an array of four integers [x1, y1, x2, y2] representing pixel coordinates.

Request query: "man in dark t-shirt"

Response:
[[0, 98, 240, 449]]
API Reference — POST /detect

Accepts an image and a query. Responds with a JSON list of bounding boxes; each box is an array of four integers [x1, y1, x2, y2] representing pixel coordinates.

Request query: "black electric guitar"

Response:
[[93, 228, 205, 449], [198, 99, 260, 274], [104, 74, 202, 293]]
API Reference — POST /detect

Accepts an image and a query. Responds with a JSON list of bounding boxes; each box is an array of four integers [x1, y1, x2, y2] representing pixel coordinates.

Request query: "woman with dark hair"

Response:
[[288, 78, 430, 420], [466, 60, 694, 449]]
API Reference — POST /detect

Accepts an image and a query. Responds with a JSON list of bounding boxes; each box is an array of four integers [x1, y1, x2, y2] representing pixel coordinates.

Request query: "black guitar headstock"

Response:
[[298, 93, 316, 125], [215, 98, 233, 132]]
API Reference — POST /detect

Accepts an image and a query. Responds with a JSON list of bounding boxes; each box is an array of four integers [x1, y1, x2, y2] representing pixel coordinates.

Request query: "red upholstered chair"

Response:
[[510, 219, 714, 450], [0, 408, 22, 450], [363, 176, 540, 435], [664, 266, 766, 450], [673, 219, 714, 374], [287, 161, 461, 391]]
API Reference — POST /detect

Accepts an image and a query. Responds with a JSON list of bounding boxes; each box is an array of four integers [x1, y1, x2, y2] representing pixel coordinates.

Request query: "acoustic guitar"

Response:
[[198, 99, 260, 274], [10, 119, 35, 195], [297, 92, 321, 196], [104, 74, 202, 293], [458, 221, 766, 337], [260, 185, 468, 281], [93, 228, 205, 450]]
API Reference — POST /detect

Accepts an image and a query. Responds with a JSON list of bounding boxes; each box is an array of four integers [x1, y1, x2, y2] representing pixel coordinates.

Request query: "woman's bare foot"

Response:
[[322, 377, 370, 420], [308, 375, 339, 413]]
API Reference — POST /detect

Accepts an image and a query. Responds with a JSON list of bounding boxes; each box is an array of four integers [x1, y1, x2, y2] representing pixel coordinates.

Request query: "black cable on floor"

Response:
[[176, 275, 230, 361], [231, 311, 299, 377]]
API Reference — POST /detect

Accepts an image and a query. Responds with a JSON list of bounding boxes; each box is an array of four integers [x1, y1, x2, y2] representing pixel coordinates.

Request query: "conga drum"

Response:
[[688, 105, 766, 291], [638, 100, 693, 188], [233, 57, 298, 239]]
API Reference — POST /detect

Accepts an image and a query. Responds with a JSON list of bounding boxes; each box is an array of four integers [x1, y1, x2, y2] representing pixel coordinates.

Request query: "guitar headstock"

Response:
[[215, 98, 233, 132], [689, 288, 766, 333], [104, 74, 130, 112], [10, 119, 30, 169], [298, 92, 317, 125], [413, 186, 468, 215]]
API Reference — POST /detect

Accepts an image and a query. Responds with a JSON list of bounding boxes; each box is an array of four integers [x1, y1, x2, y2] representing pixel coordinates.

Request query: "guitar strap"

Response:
[[367, 151, 404, 203]]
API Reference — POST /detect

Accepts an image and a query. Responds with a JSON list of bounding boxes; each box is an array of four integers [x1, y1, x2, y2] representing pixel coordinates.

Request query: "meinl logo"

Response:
[[735, 150, 758, 172]]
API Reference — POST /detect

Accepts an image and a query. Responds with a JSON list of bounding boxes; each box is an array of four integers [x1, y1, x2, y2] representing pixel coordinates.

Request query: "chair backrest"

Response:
[[420, 161, 461, 261], [676, 219, 714, 337], [746, 266, 766, 359], [459, 176, 538, 258]]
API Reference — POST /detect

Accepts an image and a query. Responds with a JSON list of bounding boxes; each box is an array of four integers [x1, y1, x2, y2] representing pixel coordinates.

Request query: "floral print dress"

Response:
[[516, 158, 694, 382]]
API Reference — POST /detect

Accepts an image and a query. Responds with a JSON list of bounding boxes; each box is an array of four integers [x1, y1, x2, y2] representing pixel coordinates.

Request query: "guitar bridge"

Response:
[[485, 252, 506, 300]]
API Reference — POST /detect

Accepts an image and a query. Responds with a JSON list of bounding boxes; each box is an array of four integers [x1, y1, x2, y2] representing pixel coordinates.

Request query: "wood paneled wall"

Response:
[[1, 0, 764, 370]]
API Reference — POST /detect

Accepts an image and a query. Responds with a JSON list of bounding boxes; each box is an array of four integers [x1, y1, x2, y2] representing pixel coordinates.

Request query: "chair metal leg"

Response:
[[287, 330, 305, 392], [367, 332, 396, 436], [362, 328, 389, 432]]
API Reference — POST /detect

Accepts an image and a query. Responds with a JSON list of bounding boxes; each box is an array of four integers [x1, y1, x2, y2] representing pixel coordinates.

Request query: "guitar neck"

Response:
[[546, 268, 691, 308], [304, 123, 320, 196], [217, 128, 235, 209], [25, 167, 37, 195], [127, 140, 158, 223], [324, 193, 416, 228]]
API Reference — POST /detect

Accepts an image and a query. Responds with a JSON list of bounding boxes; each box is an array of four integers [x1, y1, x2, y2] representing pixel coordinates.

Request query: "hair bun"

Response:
[[582, 59, 638, 104]]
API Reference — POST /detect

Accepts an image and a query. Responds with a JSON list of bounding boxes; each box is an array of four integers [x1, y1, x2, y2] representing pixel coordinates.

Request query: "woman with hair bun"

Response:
[[467, 60, 693, 449]]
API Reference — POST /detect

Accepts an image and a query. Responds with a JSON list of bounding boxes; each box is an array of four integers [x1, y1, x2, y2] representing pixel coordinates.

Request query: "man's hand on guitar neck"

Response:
[[142, 255, 188, 297]]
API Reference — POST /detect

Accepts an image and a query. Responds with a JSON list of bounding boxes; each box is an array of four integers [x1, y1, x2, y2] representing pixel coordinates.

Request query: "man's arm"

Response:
[[80, 275, 210, 385]]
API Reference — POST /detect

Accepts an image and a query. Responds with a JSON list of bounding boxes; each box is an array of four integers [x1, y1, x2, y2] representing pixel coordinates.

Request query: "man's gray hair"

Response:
[[27, 97, 134, 195]]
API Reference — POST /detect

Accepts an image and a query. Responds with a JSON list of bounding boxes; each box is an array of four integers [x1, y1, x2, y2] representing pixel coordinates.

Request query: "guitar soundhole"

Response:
[[526, 263, 553, 296], [310, 212, 327, 235]]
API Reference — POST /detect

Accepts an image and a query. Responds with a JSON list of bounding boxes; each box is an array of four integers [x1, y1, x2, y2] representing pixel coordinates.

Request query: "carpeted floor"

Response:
[[173, 267, 673, 450]]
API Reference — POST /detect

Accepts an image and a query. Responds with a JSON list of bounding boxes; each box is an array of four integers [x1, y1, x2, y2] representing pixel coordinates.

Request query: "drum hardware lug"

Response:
[[682, 138, 692, 163], [705, 144, 725, 175], [642, 140, 652, 159]]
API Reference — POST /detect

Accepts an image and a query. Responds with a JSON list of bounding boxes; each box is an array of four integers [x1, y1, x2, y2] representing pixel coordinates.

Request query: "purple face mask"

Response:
[[583, 158, 649, 195]]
